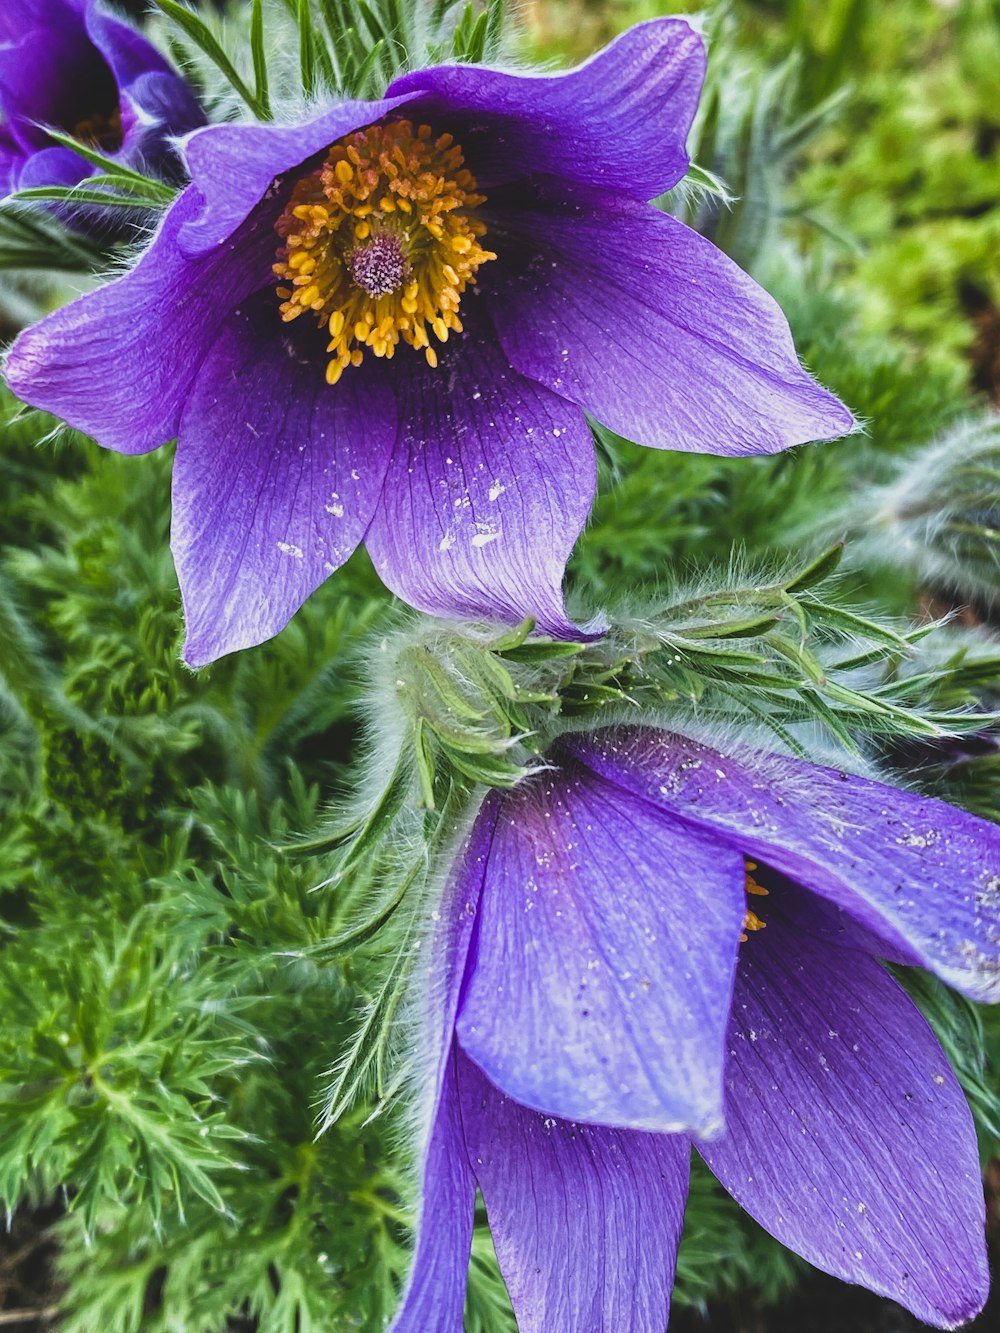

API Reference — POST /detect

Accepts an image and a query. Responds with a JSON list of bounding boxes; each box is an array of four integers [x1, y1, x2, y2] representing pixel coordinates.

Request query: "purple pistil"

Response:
[[347, 233, 410, 298]]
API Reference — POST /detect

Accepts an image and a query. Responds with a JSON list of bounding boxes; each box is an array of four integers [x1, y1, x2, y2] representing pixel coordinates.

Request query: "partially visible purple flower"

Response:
[[4, 20, 852, 666], [0, 0, 203, 196], [393, 725, 1000, 1330]]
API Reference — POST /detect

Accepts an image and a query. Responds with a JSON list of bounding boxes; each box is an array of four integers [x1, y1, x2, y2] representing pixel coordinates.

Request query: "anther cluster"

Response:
[[273, 119, 496, 384]]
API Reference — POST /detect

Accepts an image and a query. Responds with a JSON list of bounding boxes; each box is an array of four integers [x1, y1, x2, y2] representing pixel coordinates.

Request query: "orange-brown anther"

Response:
[[72, 105, 123, 152], [273, 118, 495, 384]]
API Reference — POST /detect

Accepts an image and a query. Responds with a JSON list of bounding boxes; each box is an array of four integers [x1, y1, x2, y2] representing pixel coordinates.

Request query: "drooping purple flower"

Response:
[[4, 20, 852, 667], [0, 0, 203, 196], [393, 724, 1000, 1330]]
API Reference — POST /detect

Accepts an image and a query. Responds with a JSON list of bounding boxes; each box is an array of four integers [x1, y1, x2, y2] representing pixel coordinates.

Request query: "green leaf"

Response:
[[35, 130, 178, 201], [500, 640, 587, 663], [316, 930, 412, 1130], [298, 0, 316, 96], [283, 748, 411, 864], [6, 186, 165, 210], [154, 0, 268, 118], [487, 617, 536, 652], [250, 0, 271, 119], [678, 613, 784, 639], [352, 36, 391, 97], [484, 0, 506, 56], [783, 541, 845, 592], [805, 598, 913, 650], [34, 131, 176, 198], [413, 717, 438, 809], [0, 204, 104, 270], [306, 861, 418, 964]]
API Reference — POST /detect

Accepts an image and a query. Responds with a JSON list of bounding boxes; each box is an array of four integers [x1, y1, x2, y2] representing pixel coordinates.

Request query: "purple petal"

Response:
[[82, 0, 174, 86], [456, 1048, 689, 1333], [172, 290, 396, 665], [750, 865, 922, 967], [0, 24, 102, 151], [0, 131, 18, 194], [363, 312, 597, 637], [389, 18, 705, 199], [0, 0, 51, 44], [487, 183, 853, 454], [176, 95, 418, 256], [456, 760, 746, 1134], [0, 0, 200, 188], [4, 186, 276, 453], [118, 72, 204, 166], [389, 802, 501, 1330], [419, 795, 500, 1089], [566, 727, 1000, 1002], [389, 1053, 476, 1333], [123, 71, 200, 128], [15, 144, 90, 189], [699, 901, 988, 1329]]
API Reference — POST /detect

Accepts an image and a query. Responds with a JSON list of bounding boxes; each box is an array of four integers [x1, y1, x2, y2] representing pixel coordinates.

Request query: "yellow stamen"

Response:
[[273, 119, 495, 382], [740, 860, 770, 942]]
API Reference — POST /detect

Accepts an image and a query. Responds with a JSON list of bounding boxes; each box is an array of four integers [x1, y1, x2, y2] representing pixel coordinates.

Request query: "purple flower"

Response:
[[4, 20, 852, 666], [394, 725, 1000, 1330], [0, 0, 202, 196]]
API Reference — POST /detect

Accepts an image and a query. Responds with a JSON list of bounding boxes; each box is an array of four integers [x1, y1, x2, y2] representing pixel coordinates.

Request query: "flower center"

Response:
[[740, 860, 769, 943], [72, 105, 123, 153], [273, 118, 496, 385], [66, 53, 124, 152], [347, 232, 410, 298]]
